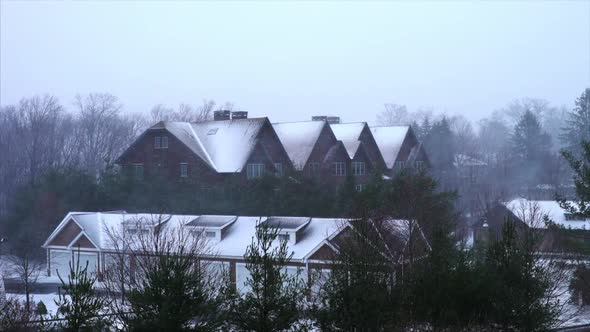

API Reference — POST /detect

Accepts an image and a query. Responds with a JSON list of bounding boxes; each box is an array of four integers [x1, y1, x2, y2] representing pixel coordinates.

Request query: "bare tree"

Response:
[[8, 255, 43, 314], [150, 99, 219, 123], [73, 93, 139, 176]]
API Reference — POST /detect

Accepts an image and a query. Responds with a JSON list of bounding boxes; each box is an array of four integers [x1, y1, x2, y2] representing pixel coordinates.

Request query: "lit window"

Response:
[[161, 136, 168, 149], [274, 163, 283, 177], [278, 234, 289, 242], [331, 162, 346, 176], [352, 162, 365, 176], [154, 136, 161, 149], [246, 164, 265, 179], [309, 162, 321, 175], [180, 163, 188, 178], [133, 164, 144, 180]]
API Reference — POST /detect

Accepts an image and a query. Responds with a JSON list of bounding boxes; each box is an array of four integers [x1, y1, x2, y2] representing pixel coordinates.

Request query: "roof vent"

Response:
[[231, 111, 248, 120], [214, 110, 231, 121], [312, 115, 340, 124]]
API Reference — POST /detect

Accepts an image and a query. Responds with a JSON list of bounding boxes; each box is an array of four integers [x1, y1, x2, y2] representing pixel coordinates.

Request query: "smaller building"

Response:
[[475, 198, 590, 253], [42, 211, 430, 292]]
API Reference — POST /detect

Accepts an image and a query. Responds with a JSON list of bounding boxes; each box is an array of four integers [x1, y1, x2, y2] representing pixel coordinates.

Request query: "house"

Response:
[[116, 115, 292, 184], [42, 211, 430, 292], [370, 125, 429, 176], [474, 198, 590, 253], [454, 154, 487, 185], [273, 121, 351, 185], [330, 122, 387, 189]]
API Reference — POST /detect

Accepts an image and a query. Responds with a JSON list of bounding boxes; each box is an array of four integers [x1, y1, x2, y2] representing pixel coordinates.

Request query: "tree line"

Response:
[[2, 168, 587, 331]]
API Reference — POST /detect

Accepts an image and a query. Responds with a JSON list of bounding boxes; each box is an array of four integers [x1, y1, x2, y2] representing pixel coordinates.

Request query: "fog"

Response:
[[1, 1, 589, 123]]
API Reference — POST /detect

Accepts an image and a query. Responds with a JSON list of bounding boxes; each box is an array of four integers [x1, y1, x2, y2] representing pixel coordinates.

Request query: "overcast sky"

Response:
[[1, 1, 589, 124]]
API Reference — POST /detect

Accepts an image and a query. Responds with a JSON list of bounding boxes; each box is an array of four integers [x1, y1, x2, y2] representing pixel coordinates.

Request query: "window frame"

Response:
[[309, 162, 321, 176], [154, 136, 161, 149], [133, 163, 144, 180], [246, 163, 265, 179], [161, 136, 169, 149], [331, 162, 346, 176], [273, 162, 284, 177], [351, 161, 366, 176], [180, 162, 188, 178]]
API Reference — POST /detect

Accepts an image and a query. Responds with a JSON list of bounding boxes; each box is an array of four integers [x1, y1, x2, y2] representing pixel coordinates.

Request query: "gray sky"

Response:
[[1, 1, 589, 124]]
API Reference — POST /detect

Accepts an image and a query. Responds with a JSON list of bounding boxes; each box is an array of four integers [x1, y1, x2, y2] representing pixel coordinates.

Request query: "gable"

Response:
[[308, 243, 338, 261], [359, 126, 386, 169], [48, 219, 82, 246], [273, 121, 326, 170], [70, 234, 96, 249]]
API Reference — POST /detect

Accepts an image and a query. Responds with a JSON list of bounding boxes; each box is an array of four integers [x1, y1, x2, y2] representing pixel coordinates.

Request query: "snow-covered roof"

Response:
[[43, 212, 350, 262], [370, 126, 409, 168], [330, 122, 366, 158], [506, 199, 590, 230], [272, 121, 326, 170], [150, 118, 268, 173], [454, 154, 487, 167]]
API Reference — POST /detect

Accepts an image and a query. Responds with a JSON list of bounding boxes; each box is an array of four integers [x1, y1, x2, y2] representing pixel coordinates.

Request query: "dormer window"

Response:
[[565, 213, 585, 221], [278, 234, 289, 242], [205, 231, 216, 238]]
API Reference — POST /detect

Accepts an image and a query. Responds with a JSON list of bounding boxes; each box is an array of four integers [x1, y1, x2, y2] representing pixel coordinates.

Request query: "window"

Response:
[[205, 231, 216, 238], [564, 213, 585, 221], [274, 163, 284, 177], [180, 163, 188, 178], [246, 164, 265, 179], [394, 161, 406, 169], [331, 162, 346, 176], [355, 184, 366, 192], [154, 136, 168, 149], [415, 161, 424, 169], [309, 162, 321, 175], [278, 234, 289, 242], [352, 162, 365, 176], [133, 164, 144, 180]]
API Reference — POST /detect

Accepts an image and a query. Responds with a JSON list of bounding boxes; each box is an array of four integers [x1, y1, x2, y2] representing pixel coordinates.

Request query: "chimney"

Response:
[[312, 115, 340, 124], [214, 110, 231, 121], [231, 111, 248, 120]]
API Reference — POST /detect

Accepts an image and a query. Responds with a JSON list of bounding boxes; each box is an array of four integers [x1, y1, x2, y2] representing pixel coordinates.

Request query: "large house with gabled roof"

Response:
[[116, 113, 431, 190], [116, 117, 292, 184]]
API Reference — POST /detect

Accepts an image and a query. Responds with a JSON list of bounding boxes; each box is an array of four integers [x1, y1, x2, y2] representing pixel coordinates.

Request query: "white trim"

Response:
[[42, 213, 85, 247], [67, 231, 100, 250]]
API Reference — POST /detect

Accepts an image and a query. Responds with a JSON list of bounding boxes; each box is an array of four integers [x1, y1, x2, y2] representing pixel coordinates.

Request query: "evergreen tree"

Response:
[[560, 140, 590, 218], [229, 222, 306, 332], [423, 117, 456, 172], [483, 220, 561, 331], [511, 110, 552, 161], [314, 218, 398, 331], [560, 88, 590, 158], [54, 250, 109, 331], [123, 225, 229, 331]]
